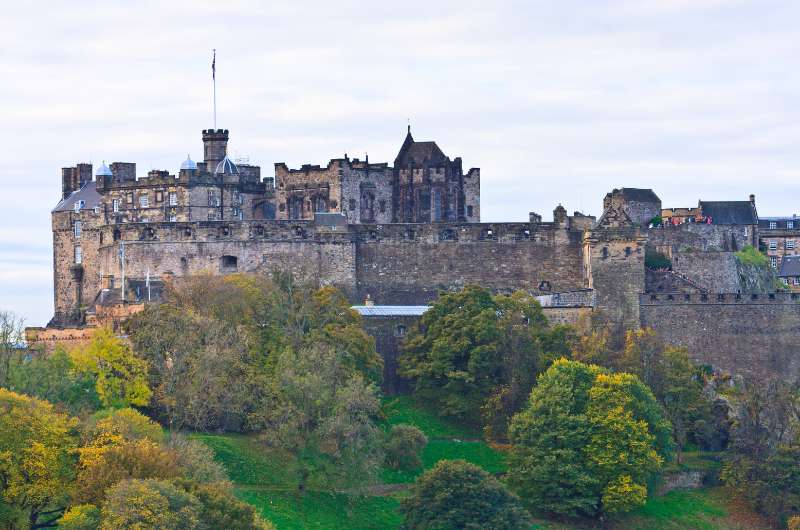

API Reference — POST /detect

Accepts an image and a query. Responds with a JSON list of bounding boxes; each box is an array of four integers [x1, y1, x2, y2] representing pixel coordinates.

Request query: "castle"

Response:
[[38, 127, 800, 389]]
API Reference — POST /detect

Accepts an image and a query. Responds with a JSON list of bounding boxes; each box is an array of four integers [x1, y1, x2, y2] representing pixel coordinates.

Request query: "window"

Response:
[[220, 255, 238, 272], [207, 191, 219, 207], [169, 192, 177, 206], [207, 211, 216, 221], [770, 221, 777, 229], [112, 199, 120, 213], [155, 191, 163, 202], [93, 206, 101, 214], [789, 221, 795, 229], [771, 256, 778, 268], [743, 227, 748, 237], [467, 205, 474, 218], [394, 325, 407, 337], [73, 200, 84, 213], [379, 200, 386, 213], [349, 199, 356, 211], [73, 220, 82, 237], [788, 240, 796, 250], [139, 195, 149, 208], [169, 215, 177, 222], [126, 193, 133, 204], [74, 246, 82, 264], [794, 277, 800, 285], [769, 241, 778, 251]]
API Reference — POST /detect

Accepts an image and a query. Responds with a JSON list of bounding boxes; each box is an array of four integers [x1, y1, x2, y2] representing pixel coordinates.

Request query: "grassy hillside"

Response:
[[194, 397, 770, 530]]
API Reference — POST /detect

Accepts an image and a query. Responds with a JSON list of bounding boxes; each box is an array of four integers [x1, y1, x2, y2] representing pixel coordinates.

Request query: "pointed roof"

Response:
[[394, 127, 448, 167]]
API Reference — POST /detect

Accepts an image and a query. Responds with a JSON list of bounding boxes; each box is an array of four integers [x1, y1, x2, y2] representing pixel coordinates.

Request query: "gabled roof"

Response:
[[699, 201, 757, 225], [779, 256, 800, 277], [394, 129, 448, 167], [53, 181, 102, 212]]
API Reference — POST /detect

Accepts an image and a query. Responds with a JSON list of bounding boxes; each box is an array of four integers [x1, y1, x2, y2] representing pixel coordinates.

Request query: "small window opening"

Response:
[[221, 255, 238, 272]]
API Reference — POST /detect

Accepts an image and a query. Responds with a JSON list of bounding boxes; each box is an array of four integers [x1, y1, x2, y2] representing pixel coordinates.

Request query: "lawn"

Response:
[[193, 398, 764, 530]]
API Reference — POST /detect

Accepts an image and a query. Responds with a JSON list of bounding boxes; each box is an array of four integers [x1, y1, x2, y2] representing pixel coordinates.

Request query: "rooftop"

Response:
[[699, 201, 757, 225], [779, 256, 800, 278], [352, 305, 430, 317], [53, 181, 102, 213]]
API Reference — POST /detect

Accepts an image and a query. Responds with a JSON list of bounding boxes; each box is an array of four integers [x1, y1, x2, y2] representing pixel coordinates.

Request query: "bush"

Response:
[[100, 479, 200, 529], [735, 245, 769, 268], [400, 460, 530, 529], [384, 424, 428, 470]]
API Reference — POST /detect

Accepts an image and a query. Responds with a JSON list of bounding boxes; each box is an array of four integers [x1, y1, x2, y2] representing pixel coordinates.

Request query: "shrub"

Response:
[[400, 460, 530, 529], [384, 424, 428, 470], [735, 245, 769, 268]]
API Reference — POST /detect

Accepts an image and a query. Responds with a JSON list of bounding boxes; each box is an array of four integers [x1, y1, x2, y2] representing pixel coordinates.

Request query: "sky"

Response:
[[1, 0, 800, 327]]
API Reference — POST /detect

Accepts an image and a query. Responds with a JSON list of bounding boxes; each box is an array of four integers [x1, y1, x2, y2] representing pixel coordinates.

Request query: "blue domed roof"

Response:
[[180, 154, 197, 170], [96, 162, 112, 177], [215, 155, 238, 175]]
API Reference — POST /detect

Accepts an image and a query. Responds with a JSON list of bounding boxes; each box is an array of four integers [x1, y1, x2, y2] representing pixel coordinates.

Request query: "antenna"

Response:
[[212, 49, 217, 129]]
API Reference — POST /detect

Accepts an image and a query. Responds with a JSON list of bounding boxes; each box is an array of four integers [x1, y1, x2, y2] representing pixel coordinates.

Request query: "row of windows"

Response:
[[769, 221, 795, 229], [768, 240, 796, 250], [111, 192, 178, 213]]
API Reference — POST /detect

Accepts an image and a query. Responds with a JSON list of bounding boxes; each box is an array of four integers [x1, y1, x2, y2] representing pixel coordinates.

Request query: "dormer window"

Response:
[[74, 200, 85, 213], [770, 221, 777, 229], [789, 221, 795, 229]]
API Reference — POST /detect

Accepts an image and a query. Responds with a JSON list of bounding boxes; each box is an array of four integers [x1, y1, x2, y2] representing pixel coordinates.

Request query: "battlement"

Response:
[[641, 291, 800, 305]]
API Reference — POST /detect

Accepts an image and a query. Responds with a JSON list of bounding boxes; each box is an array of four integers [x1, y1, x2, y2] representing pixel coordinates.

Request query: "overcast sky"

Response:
[[2, 0, 799, 326]]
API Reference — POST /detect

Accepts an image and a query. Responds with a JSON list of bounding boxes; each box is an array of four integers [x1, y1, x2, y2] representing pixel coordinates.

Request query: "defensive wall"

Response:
[[640, 292, 800, 381]]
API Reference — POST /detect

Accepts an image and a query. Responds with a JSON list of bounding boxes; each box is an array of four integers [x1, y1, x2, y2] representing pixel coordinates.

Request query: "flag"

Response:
[[212, 49, 216, 81]]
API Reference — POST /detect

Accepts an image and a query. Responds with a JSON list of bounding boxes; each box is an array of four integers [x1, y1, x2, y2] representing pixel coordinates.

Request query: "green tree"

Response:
[[0, 388, 79, 529], [0, 311, 25, 388], [70, 328, 151, 409], [507, 359, 672, 518], [99, 479, 200, 530], [384, 424, 428, 470], [259, 344, 384, 493], [6, 347, 100, 414], [179, 481, 274, 530], [400, 460, 530, 529], [400, 285, 569, 430]]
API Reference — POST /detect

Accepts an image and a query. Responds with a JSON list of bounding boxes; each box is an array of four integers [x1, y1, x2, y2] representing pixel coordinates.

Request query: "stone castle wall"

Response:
[[352, 222, 587, 304], [640, 292, 800, 381]]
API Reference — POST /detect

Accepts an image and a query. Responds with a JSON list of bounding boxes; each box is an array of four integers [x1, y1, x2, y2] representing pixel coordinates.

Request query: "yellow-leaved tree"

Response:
[[0, 388, 79, 529], [70, 327, 151, 409]]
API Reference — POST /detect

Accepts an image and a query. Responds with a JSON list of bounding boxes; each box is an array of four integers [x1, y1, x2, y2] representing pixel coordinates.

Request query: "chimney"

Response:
[[364, 294, 374, 307], [749, 194, 755, 204]]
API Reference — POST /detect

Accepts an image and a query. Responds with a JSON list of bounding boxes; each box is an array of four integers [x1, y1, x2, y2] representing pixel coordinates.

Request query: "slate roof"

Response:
[[699, 201, 757, 225], [779, 256, 800, 277], [617, 188, 661, 203], [759, 216, 800, 229], [52, 181, 102, 212], [352, 305, 430, 317], [395, 130, 448, 167]]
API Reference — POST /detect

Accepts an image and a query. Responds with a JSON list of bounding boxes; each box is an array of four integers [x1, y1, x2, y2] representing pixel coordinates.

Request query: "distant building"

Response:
[[760, 215, 800, 270], [603, 188, 661, 227]]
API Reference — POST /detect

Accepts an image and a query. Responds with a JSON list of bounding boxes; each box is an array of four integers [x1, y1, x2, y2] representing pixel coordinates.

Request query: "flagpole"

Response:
[[212, 49, 217, 129]]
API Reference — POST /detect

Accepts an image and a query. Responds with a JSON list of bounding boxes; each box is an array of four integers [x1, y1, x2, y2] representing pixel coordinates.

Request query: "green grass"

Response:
[[189, 433, 296, 487], [381, 395, 478, 439], [613, 489, 728, 530], [236, 488, 402, 530], [382, 439, 507, 483]]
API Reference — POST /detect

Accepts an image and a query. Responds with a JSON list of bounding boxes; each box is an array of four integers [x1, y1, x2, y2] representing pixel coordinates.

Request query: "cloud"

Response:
[[1, 0, 799, 325]]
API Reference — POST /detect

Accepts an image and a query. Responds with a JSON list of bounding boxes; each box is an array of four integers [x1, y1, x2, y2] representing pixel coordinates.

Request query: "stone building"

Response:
[[760, 215, 800, 270], [273, 127, 480, 224]]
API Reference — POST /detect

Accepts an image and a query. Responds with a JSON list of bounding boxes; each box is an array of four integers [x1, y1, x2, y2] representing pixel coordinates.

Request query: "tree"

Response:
[[400, 460, 530, 529], [179, 481, 274, 530], [58, 504, 100, 530], [70, 327, 151, 409], [721, 380, 800, 521], [384, 424, 428, 470], [507, 359, 672, 518], [0, 388, 79, 530], [6, 346, 100, 414], [99, 479, 200, 530], [0, 311, 25, 388], [259, 344, 384, 493], [400, 285, 569, 430]]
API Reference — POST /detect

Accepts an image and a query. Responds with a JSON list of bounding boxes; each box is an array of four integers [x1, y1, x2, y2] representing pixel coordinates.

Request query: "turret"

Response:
[[202, 129, 229, 171]]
